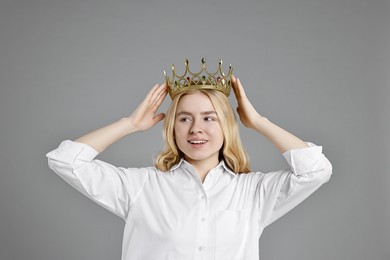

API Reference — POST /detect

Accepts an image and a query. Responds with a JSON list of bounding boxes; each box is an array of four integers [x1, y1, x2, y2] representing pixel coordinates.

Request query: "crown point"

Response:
[[165, 58, 233, 99]]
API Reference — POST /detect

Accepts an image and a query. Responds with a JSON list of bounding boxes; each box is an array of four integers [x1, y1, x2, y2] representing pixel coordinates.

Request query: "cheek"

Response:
[[173, 124, 186, 140], [217, 128, 225, 145], [213, 124, 224, 137], [173, 124, 179, 137]]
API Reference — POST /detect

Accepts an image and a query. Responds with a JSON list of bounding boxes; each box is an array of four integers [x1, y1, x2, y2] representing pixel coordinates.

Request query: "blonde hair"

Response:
[[155, 89, 251, 173]]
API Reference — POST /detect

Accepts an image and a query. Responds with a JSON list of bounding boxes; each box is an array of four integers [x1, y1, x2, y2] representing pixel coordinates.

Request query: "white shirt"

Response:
[[46, 140, 332, 260]]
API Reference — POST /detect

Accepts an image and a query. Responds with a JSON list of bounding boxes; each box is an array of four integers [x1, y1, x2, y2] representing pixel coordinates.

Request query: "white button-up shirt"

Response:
[[46, 140, 332, 260]]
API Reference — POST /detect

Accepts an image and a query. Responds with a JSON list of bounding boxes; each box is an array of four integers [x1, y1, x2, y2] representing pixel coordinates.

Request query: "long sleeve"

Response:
[[46, 140, 149, 220], [257, 143, 332, 227]]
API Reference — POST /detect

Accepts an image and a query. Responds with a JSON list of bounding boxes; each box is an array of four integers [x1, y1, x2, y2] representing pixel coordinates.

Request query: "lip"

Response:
[[187, 139, 208, 147]]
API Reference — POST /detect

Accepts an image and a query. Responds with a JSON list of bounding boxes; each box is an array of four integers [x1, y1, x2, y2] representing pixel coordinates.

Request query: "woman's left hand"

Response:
[[231, 75, 262, 130], [232, 75, 308, 152]]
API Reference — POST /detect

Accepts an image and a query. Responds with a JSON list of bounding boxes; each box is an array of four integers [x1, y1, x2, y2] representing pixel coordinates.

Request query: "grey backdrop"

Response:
[[0, 0, 389, 259]]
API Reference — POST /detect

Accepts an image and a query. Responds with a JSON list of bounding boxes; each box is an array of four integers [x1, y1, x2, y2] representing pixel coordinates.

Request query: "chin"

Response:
[[184, 152, 218, 163]]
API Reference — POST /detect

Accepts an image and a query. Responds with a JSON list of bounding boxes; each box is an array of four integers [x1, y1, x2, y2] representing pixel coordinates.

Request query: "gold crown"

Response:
[[164, 58, 233, 99]]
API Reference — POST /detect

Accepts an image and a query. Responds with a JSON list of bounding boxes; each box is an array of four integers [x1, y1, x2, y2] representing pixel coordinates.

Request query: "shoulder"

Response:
[[234, 169, 292, 188], [233, 171, 266, 185], [123, 166, 172, 178]]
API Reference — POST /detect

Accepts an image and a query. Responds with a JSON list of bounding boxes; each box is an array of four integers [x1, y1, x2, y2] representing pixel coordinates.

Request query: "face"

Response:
[[174, 91, 224, 167]]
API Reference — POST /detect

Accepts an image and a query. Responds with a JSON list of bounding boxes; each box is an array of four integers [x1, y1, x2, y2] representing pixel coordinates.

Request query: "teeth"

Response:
[[189, 140, 207, 144]]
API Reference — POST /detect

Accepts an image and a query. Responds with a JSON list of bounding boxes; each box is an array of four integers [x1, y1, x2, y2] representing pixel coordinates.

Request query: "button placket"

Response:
[[194, 190, 209, 256]]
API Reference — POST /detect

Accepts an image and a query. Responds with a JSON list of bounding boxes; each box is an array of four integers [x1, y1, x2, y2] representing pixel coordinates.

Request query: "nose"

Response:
[[190, 120, 203, 134]]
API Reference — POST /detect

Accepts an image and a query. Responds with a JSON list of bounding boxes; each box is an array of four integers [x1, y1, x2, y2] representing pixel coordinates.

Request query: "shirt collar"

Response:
[[169, 158, 236, 176]]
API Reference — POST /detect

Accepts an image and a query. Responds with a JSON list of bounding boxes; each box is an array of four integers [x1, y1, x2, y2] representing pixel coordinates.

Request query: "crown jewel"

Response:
[[164, 58, 233, 99]]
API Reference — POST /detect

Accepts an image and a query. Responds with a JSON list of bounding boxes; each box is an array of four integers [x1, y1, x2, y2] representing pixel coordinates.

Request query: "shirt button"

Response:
[[201, 217, 205, 222], [200, 195, 205, 200], [198, 246, 203, 252]]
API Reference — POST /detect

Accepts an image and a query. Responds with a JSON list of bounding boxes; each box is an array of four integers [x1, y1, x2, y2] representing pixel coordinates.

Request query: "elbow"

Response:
[[47, 157, 55, 171], [46, 155, 72, 176], [319, 157, 333, 184], [47, 157, 63, 175]]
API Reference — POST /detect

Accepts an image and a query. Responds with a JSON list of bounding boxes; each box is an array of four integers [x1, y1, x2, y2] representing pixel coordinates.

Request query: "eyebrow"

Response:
[[176, 111, 217, 116]]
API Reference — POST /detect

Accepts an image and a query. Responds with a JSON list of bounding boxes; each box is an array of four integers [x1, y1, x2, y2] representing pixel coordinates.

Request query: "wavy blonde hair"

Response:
[[155, 89, 250, 173]]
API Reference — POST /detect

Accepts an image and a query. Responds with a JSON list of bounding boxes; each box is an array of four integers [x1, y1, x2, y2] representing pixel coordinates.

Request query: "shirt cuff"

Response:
[[46, 140, 99, 166], [282, 142, 324, 175]]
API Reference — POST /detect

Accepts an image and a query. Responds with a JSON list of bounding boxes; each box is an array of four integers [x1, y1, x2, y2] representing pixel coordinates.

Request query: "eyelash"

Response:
[[179, 117, 216, 122], [204, 116, 215, 121], [179, 117, 191, 122]]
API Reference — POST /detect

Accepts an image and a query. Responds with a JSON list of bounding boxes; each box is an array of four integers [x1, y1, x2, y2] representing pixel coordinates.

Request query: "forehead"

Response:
[[176, 92, 215, 113]]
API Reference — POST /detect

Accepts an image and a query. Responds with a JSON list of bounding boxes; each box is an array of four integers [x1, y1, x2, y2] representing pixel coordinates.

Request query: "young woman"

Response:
[[47, 74, 332, 260]]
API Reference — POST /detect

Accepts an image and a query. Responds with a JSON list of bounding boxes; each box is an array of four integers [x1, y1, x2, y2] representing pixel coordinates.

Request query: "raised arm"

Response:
[[231, 76, 308, 153], [75, 83, 168, 153]]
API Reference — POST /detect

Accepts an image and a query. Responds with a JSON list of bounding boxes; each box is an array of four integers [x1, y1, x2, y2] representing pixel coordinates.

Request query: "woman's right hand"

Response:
[[128, 83, 168, 132], [74, 83, 168, 153]]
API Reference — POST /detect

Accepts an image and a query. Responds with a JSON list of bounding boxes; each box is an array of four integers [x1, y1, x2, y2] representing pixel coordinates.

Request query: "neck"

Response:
[[185, 157, 219, 183]]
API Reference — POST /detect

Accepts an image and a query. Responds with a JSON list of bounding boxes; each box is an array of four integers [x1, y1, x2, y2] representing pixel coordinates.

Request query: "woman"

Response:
[[47, 71, 332, 259]]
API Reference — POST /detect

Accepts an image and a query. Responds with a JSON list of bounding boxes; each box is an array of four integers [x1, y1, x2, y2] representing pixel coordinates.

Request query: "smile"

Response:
[[188, 140, 208, 144]]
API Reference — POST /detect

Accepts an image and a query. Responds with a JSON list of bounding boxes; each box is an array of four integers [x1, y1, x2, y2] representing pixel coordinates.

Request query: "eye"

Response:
[[179, 117, 192, 122], [204, 116, 216, 122]]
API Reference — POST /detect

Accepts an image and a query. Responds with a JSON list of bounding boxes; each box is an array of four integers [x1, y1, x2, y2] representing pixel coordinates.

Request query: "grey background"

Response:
[[0, 0, 389, 259]]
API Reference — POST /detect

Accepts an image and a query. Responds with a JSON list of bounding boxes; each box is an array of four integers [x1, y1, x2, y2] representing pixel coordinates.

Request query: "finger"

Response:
[[236, 78, 247, 98], [149, 83, 166, 104], [152, 113, 166, 124], [145, 84, 160, 103], [151, 93, 167, 112], [147, 84, 160, 96], [231, 75, 241, 99], [157, 83, 167, 95], [152, 84, 168, 108]]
